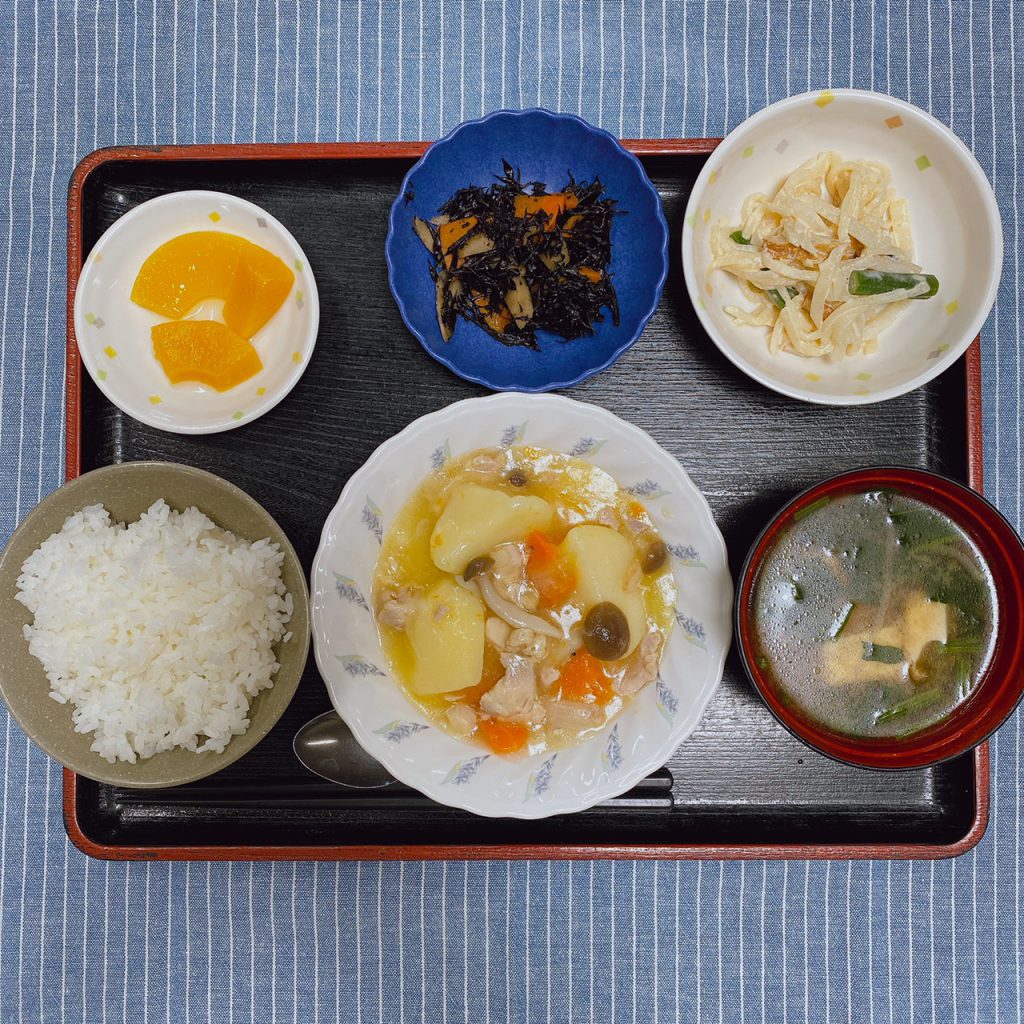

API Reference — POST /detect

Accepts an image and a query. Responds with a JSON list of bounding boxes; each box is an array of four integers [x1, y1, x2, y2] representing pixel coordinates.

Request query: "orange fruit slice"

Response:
[[151, 320, 263, 392], [131, 232, 295, 338]]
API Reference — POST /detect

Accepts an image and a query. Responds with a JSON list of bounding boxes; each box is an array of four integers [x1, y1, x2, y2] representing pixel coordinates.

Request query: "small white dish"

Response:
[[682, 90, 1002, 405], [73, 190, 320, 434], [310, 393, 732, 819]]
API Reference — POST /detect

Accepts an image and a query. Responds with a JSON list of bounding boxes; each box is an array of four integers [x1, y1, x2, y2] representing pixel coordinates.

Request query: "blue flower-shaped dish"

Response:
[[386, 109, 669, 392]]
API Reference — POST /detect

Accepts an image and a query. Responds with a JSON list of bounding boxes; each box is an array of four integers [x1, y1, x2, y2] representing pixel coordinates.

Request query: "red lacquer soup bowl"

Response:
[[736, 467, 1024, 770]]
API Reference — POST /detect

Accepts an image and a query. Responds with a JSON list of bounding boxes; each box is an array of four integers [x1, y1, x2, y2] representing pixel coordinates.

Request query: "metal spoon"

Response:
[[292, 710, 396, 788]]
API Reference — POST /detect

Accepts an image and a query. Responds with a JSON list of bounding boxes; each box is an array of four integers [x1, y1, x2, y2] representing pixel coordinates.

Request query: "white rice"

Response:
[[15, 499, 294, 764]]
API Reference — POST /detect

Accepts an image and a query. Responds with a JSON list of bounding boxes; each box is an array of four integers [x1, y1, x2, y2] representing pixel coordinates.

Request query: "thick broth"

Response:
[[751, 490, 996, 739]]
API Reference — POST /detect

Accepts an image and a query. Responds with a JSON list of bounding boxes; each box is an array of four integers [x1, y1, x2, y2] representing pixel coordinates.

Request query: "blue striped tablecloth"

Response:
[[0, 3, 1021, 1021]]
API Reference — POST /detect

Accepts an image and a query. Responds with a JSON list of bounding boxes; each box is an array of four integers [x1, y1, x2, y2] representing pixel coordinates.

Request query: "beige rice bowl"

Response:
[[15, 499, 294, 764]]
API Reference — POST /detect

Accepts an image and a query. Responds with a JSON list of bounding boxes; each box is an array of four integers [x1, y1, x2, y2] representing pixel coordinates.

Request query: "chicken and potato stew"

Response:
[[372, 446, 676, 756]]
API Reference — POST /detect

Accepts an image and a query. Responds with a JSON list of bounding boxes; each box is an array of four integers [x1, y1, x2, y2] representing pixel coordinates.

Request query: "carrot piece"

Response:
[[478, 717, 530, 755], [532, 563, 577, 607], [578, 266, 602, 283], [526, 530, 560, 566], [438, 216, 478, 252], [557, 651, 615, 705], [472, 291, 512, 333], [527, 531, 577, 606], [513, 193, 579, 230]]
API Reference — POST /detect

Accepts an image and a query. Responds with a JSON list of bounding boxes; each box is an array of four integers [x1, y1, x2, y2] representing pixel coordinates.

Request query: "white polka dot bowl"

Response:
[[683, 89, 1002, 405], [73, 190, 319, 434], [310, 393, 732, 819]]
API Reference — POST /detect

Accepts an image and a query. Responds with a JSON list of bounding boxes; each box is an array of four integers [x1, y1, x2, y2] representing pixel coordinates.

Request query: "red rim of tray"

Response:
[[63, 140, 989, 861], [737, 467, 1024, 771]]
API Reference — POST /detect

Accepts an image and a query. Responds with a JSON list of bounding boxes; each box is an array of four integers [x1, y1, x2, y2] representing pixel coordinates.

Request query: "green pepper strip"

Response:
[[766, 286, 799, 310], [848, 270, 940, 299]]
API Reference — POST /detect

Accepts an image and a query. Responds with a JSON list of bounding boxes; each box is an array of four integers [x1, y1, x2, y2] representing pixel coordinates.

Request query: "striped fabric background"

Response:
[[0, 2, 1020, 1020]]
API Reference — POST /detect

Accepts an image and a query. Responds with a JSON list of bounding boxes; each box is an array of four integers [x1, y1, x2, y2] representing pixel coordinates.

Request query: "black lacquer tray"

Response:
[[63, 141, 986, 860]]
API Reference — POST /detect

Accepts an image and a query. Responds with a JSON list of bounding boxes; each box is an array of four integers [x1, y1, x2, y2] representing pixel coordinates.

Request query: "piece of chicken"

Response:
[[465, 450, 507, 479], [544, 698, 605, 731], [480, 653, 537, 720], [445, 703, 478, 738], [615, 630, 663, 696], [376, 589, 416, 629], [485, 616, 511, 649], [506, 627, 548, 660], [490, 542, 539, 610]]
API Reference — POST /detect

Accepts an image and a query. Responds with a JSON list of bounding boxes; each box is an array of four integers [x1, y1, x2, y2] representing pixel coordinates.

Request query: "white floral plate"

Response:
[[73, 190, 319, 434], [309, 393, 732, 819]]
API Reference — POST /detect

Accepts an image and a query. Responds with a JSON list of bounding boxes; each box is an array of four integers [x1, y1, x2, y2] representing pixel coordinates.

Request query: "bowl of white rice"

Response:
[[0, 462, 309, 788]]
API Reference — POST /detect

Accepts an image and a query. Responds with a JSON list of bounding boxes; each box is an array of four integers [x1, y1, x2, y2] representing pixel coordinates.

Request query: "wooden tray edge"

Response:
[[61, 140, 989, 863]]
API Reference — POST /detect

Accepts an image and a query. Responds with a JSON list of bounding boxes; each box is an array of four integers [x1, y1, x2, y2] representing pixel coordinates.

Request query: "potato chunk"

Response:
[[560, 525, 646, 656], [407, 579, 486, 695], [430, 484, 554, 574]]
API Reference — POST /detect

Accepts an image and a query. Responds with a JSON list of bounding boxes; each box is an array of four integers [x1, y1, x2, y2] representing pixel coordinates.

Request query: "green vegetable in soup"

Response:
[[862, 642, 903, 664], [828, 602, 856, 639], [875, 686, 942, 725]]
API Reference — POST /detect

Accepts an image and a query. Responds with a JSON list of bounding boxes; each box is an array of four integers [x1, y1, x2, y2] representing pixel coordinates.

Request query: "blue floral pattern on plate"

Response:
[[374, 720, 430, 743], [627, 479, 670, 499], [655, 676, 679, 724], [601, 725, 623, 772], [430, 440, 451, 469], [334, 572, 369, 611], [443, 755, 490, 785], [335, 654, 386, 677], [362, 497, 383, 542], [568, 436, 607, 458], [675, 612, 708, 650], [667, 542, 706, 568], [525, 754, 558, 800], [499, 422, 528, 448]]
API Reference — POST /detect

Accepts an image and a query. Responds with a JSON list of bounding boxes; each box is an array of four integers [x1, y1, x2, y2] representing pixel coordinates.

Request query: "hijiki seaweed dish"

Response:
[[413, 162, 620, 349]]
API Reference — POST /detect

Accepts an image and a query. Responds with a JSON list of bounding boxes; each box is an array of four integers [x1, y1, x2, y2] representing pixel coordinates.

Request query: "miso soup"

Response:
[[750, 490, 996, 739]]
